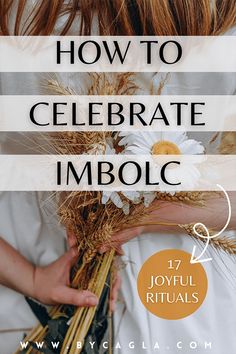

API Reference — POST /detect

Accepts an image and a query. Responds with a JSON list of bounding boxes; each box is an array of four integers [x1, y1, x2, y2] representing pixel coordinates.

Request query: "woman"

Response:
[[0, 1, 236, 353]]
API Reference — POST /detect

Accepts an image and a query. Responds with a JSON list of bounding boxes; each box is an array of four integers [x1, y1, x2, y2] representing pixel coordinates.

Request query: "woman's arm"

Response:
[[0, 237, 35, 297], [101, 192, 236, 249], [0, 237, 98, 307], [145, 191, 236, 233]]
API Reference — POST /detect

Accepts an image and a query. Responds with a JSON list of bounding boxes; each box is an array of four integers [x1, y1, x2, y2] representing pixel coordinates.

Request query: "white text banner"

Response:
[[0, 36, 236, 72]]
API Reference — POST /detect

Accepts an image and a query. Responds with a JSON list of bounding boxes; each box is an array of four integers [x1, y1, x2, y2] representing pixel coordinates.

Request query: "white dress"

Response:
[[0, 4, 236, 353], [113, 72, 236, 354]]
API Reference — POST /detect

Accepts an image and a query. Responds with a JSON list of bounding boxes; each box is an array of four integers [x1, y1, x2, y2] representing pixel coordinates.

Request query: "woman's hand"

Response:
[[0, 237, 98, 308], [66, 229, 122, 311], [33, 247, 98, 307], [99, 226, 144, 254]]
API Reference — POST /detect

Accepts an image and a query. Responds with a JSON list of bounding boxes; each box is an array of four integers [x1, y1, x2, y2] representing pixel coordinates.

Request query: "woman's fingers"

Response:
[[51, 287, 98, 307], [110, 274, 122, 312], [56, 247, 78, 269], [68, 246, 79, 265], [66, 229, 77, 248], [116, 246, 124, 256], [100, 226, 143, 253]]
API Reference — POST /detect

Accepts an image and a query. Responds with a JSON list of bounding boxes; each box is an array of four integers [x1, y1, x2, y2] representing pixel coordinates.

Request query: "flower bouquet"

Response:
[[17, 73, 236, 354]]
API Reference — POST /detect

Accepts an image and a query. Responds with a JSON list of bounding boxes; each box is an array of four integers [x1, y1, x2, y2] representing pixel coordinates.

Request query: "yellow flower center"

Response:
[[151, 140, 181, 155]]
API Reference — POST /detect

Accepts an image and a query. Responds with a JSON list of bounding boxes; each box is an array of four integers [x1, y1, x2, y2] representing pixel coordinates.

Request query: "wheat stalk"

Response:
[[180, 223, 236, 255]]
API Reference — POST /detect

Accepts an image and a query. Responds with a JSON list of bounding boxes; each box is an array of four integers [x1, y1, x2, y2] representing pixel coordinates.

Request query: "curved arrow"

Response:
[[190, 184, 231, 264]]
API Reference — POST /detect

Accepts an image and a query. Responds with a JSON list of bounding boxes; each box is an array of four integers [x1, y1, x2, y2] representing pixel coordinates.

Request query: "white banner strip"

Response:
[[0, 95, 235, 132], [0, 36, 236, 72], [0, 155, 235, 191]]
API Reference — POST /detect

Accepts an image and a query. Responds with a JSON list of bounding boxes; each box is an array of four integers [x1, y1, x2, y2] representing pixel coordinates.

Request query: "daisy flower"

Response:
[[119, 131, 204, 192], [119, 131, 204, 156]]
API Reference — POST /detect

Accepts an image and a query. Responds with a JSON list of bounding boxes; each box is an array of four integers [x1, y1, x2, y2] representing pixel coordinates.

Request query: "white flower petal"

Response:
[[119, 135, 145, 148], [142, 192, 156, 207], [102, 191, 111, 204], [125, 146, 151, 155], [179, 140, 204, 154], [122, 191, 141, 203], [122, 202, 130, 215], [141, 131, 160, 145], [110, 192, 124, 208], [163, 131, 187, 144]]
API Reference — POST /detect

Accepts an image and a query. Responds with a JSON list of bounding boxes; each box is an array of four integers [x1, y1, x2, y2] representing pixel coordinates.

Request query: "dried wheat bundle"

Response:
[[16, 73, 235, 354]]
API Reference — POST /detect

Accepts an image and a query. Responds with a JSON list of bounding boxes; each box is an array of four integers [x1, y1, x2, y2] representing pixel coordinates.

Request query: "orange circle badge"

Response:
[[137, 249, 208, 320]]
